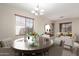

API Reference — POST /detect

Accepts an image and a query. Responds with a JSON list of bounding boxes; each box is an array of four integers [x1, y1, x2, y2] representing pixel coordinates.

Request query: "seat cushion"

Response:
[[1, 40, 12, 48]]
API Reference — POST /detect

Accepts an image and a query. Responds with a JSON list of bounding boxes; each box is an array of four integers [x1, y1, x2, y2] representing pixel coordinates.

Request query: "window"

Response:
[[16, 14, 34, 35], [60, 22, 72, 32]]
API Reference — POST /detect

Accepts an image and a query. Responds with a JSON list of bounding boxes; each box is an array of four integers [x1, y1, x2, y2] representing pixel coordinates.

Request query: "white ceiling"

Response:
[[1, 3, 79, 21]]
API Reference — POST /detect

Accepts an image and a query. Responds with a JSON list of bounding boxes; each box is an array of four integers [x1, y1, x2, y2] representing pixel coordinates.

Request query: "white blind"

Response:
[[16, 15, 33, 35]]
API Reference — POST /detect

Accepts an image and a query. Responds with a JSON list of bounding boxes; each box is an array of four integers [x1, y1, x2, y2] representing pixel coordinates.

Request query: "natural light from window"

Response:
[[16, 15, 33, 35]]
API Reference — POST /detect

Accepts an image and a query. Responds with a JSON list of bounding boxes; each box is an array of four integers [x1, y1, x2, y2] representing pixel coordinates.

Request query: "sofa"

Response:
[[0, 37, 18, 56], [54, 36, 74, 49]]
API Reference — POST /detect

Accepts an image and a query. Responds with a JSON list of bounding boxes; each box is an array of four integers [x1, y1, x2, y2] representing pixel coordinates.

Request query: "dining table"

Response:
[[12, 37, 53, 56]]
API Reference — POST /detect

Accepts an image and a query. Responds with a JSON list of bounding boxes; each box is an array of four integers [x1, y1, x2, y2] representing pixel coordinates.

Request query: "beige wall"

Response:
[[34, 16, 52, 35], [2, 4, 79, 40], [0, 5, 52, 40], [54, 18, 79, 35]]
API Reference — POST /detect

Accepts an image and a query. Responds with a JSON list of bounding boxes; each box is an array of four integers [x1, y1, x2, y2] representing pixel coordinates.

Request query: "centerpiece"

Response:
[[26, 32, 39, 47]]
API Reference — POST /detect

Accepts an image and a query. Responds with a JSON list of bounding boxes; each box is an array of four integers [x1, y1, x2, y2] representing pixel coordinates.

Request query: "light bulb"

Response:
[[35, 13, 38, 16], [32, 10, 35, 13]]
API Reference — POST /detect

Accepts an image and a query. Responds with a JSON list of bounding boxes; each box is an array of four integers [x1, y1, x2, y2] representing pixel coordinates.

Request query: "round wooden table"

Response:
[[12, 37, 53, 56]]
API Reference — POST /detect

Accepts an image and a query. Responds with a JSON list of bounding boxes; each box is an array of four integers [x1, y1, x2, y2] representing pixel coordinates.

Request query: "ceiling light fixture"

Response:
[[31, 4, 44, 16]]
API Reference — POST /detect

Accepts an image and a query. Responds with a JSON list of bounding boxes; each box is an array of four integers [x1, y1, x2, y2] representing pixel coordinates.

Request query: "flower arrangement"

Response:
[[26, 32, 39, 47], [28, 32, 39, 38]]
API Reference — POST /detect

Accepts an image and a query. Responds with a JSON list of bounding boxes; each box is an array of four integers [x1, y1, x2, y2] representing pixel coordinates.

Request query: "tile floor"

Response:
[[48, 45, 77, 56]]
